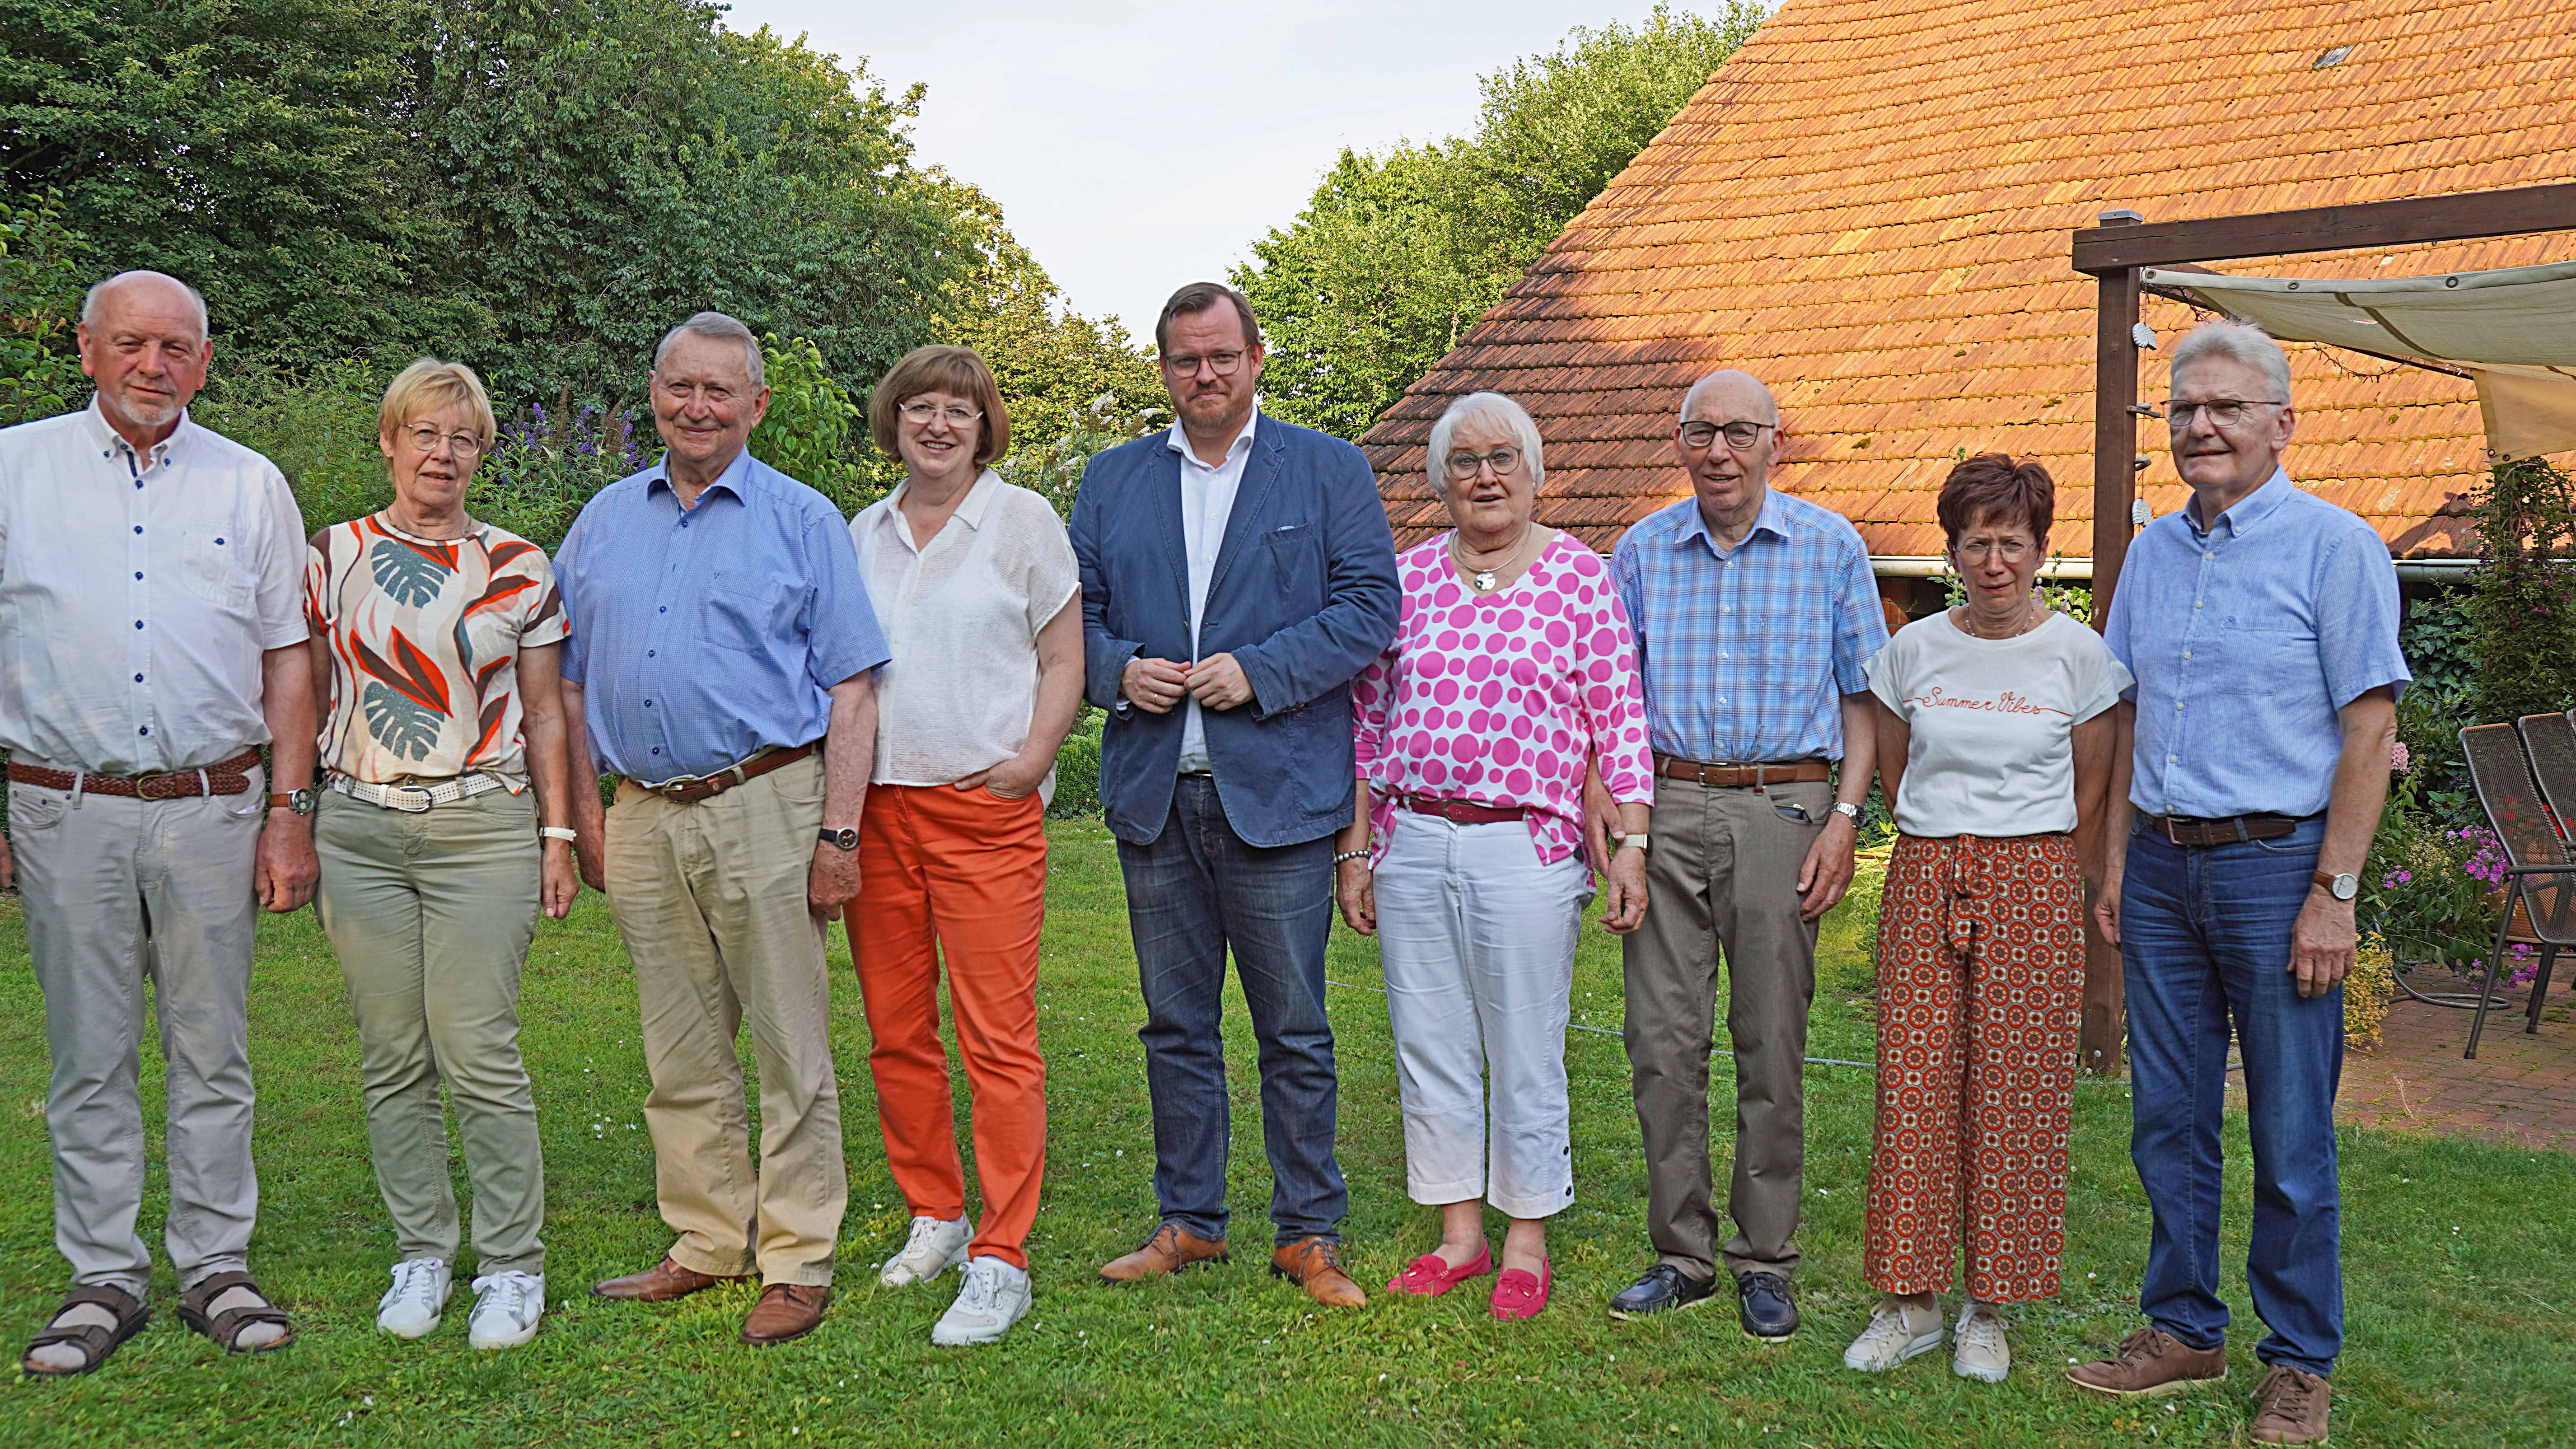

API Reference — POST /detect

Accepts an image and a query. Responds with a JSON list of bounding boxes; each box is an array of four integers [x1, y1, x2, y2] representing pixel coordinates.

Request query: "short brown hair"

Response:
[[1155, 281, 1262, 356], [1936, 453, 2055, 551], [867, 344, 1009, 467]]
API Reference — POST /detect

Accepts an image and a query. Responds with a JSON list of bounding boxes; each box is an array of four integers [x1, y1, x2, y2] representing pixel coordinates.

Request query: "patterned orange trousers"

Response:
[[1864, 832, 2083, 1302]]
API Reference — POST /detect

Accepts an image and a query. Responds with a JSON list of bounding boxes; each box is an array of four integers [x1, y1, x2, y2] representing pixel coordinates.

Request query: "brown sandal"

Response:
[[174, 1271, 294, 1354], [21, 1283, 150, 1377]]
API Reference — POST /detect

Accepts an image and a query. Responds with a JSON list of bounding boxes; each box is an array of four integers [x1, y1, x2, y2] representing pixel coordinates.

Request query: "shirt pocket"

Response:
[[696, 571, 791, 655], [2217, 607, 2311, 666], [179, 518, 253, 612]]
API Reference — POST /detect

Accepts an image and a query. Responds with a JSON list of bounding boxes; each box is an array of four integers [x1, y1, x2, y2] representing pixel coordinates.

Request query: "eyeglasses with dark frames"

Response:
[[1442, 446, 1524, 481], [1678, 419, 1775, 451]]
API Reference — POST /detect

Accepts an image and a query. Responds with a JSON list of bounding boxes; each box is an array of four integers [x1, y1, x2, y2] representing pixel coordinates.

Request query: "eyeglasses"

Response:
[[1162, 349, 1248, 377], [898, 400, 983, 427], [1954, 538, 2032, 563], [2164, 398, 2288, 430], [402, 424, 486, 458], [1678, 419, 1774, 451], [1442, 446, 1524, 480]]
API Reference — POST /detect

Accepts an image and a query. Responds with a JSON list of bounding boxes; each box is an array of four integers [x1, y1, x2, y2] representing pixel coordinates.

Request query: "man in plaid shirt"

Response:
[[1590, 369, 1887, 1339]]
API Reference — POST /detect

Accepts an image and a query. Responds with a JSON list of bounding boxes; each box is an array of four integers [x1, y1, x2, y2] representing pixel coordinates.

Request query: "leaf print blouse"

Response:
[[306, 514, 569, 787]]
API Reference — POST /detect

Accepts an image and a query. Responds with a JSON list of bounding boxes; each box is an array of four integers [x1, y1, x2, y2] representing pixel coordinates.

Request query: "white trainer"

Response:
[[467, 1270, 546, 1351], [1843, 1295, 1946, 1372], [376, 1257, 452, 1340], [879, 1215, 972, 1288], [930, 1256, 1031, 1346], [1953, 1299, 2011, 1382]]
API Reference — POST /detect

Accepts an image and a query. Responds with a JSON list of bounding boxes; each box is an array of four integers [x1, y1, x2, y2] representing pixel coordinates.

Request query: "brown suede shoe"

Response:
[[1270, 1237, 1365, 1309], [2251, 1364, 2332, 1444], [2067, 1326, 2228, 1397], [592, 1256, 753, 1302], [1098, 1224, 1228, 1283], [739, 1284, 830, 1346]]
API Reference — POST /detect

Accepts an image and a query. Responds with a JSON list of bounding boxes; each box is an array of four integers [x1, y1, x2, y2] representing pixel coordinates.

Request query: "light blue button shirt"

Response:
[[2103, 468, 2409, 818], [555, 450, 888, 781]]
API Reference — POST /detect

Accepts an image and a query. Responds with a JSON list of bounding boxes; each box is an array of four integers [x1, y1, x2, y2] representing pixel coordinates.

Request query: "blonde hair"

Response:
[[867, 344, 1010, 466], [379, 358, 497, 449]]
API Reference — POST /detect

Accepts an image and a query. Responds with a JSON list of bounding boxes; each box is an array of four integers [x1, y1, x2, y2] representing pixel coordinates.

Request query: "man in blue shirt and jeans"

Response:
[[2073, 321, 2406, 1447]]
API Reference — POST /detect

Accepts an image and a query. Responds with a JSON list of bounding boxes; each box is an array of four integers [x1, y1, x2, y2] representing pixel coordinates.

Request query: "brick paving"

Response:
[[2332, 978, 2576, 1154]]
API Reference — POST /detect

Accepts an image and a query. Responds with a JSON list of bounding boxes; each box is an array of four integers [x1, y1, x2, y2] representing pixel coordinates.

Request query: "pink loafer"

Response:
[[1386, 1243, 1493, 1297], [1489, 1257, 1552, 1320]]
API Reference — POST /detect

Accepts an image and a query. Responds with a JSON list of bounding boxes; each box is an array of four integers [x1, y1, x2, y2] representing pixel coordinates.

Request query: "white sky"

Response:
[[721, 1, 1699, 342]]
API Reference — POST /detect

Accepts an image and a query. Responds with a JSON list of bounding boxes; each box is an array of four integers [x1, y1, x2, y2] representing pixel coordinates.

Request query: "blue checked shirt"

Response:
[[1611, 491, 1888, 763]]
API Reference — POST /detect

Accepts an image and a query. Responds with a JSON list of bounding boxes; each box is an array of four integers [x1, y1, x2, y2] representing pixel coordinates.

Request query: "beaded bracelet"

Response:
[[1332, 849, 1370, 866]]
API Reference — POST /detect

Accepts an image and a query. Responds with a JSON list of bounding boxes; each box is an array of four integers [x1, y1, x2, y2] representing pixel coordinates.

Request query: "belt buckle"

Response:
[[387, 782, 435, 813], [2163, 815, 2185, 846]]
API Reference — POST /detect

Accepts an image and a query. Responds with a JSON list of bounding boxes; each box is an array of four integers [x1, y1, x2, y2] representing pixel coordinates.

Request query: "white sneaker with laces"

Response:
[[1842, 1295, 1946, 1371], [930, 1256, 1031, 1346], [880, 1215, 972, 1288], [467, 1270, 546, 1351], [1953, 1299, 2011, 1382], [376, 1257, 452, 1340]]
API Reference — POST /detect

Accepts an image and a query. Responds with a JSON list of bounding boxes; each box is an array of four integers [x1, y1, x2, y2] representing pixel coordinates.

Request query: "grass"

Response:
[[0, 821, 2570, 1447]]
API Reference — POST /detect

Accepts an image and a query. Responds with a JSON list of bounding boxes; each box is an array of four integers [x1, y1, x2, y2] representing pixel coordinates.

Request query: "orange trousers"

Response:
[[848, 784, 1049, 1268]]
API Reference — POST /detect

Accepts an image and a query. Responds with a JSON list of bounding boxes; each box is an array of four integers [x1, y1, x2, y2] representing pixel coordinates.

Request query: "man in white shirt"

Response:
[[0, 271, 318, 1375]]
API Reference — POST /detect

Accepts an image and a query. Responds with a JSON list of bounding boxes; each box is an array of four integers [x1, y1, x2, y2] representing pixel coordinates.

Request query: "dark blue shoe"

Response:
[[1736, 1271, 1799, 1341], [1607, 1263, 1717, 1321]]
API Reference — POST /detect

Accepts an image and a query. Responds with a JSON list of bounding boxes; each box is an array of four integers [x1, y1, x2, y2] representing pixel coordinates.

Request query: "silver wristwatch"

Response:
[[1830, 801, 1862, 824]]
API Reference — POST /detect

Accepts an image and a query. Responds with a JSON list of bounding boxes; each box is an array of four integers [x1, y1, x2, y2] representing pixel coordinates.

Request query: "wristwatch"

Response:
[[1831, 801, 1863, 824], [818, 825, 860, 851], [2312, 870, 2358, 902], [268, 788, 317, 817]]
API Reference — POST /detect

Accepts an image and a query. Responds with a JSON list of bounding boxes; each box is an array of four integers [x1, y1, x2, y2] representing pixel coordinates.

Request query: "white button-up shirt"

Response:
[[0, 400, 307, 773], [1167, 405, 1259, 773]]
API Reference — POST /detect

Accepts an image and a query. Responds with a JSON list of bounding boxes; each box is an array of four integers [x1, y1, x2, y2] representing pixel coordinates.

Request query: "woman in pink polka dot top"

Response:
[[1334, 390, 1654, 1321]]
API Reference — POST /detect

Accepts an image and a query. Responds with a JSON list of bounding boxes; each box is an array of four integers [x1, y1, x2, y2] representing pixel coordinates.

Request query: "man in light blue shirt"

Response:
[[2074, 322, 2406, 1446], [557, 312, 889, 1348]]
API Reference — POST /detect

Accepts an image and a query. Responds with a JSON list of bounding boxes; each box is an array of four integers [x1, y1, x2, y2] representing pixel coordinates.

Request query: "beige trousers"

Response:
[[602, 753, 844, 1285]]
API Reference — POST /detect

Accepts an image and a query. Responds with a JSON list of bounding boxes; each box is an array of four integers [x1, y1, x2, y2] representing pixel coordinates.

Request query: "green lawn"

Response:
[[1, 820, 2569, 1447]]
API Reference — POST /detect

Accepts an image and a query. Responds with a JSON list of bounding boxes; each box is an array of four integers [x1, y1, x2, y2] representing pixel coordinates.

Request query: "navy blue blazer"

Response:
[[1070, 414, 1399, 848]]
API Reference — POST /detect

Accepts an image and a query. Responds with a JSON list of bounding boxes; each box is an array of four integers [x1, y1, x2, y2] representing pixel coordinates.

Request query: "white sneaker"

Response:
[[376, 1257, 451, 1340], [879, 1215, 972, 1287], [930, 1256, 1030, 1346], [467, 1270, 545, 1351], [1953, 1299, 2011, 1382], [1843, 1295, 1946, 1371]]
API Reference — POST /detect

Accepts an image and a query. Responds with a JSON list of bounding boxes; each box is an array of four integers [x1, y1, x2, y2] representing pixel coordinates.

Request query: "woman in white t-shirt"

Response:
[[843, 345, 1083, 1348], [1842, 454, 2131, 1385]]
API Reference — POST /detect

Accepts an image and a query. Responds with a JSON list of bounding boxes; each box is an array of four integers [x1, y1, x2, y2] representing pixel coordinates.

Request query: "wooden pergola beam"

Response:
[[2072, 181, 2576, 275]]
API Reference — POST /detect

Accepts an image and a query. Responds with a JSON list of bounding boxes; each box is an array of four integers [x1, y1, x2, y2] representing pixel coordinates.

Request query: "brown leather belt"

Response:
[[1400, 795, 1528, 825], [1653, 754, 1832, 789], [5, 746, 263, 800], [2141, 812, 2313, 847], [628, 742, 815, 804]]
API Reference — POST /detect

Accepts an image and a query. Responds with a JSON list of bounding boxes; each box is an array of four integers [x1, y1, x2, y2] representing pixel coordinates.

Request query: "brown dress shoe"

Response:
[[739, 1284, 830, 1346], [2067, 1326, 2228, 1397], [2251, 1364, 2332, 1444], [592, 1256, 753, 1302], [1098, 1224, 1228, 1283], [1270, 1236, 1365, 1309]]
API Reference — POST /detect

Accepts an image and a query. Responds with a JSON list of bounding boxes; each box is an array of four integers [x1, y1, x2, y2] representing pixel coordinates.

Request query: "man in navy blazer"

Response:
[[1070, 282, 1398, 1308]]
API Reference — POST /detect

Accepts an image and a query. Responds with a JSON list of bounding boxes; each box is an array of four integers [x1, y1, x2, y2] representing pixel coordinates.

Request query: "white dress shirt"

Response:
[[1168, 405, 1260, 773], [0, 400, 307, 774]]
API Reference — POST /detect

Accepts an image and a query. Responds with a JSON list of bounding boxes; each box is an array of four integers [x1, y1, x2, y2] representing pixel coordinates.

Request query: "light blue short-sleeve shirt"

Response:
[[2102, 468, 2409, 818]]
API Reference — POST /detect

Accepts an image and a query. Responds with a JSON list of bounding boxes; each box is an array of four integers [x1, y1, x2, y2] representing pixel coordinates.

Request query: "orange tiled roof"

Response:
[[1357, 0, 2576, 559]]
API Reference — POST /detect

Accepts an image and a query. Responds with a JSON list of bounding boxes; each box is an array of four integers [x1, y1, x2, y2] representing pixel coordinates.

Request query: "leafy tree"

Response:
[[1237, 2, 1765, 438], [0, 188, 88, 425], [2463, 455, 2576, 723]]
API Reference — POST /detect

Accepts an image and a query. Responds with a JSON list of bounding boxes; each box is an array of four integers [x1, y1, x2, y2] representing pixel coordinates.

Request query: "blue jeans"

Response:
[[2122, 815, 2343, 1375], [1116, 775, 1347, 1244]]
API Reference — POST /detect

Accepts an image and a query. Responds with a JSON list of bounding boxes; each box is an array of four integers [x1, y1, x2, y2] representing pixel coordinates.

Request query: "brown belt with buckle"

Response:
[[629, 742, 816, 804], [1401, 795, 1529, 824], [2141, 812, 2314, 847], [6, 745, 264, 799], [1653, 755, 1833, 789]]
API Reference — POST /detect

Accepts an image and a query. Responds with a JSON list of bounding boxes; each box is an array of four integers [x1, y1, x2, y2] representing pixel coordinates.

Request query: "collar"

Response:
[[2183, 466, 2293, 541], [1675, 487, 1787, 553], [1166, 403, 1260, 469], [647, 447, 753, 507], [82, 395, 191, 469], [878, 467, 1003, 534]]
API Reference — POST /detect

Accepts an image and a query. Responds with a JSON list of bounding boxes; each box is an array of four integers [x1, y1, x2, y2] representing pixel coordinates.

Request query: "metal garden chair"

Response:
[[2456, 718, 2576, 1058]]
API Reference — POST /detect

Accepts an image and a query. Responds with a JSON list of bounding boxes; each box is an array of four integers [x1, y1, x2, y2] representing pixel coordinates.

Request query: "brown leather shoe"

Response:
[[591, 1256, 752, 1302], [1270, 1236, 1365, 1309], [739, 1284, 830, 1346], [2067, 1326, 2228, 1397], [1098, 1223, 1228, 1283], [2251, 1364, 2332, 1444]]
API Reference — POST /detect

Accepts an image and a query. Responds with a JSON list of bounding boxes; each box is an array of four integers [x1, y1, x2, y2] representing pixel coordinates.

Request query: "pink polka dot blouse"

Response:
[[1353, 532, 1655, 868]]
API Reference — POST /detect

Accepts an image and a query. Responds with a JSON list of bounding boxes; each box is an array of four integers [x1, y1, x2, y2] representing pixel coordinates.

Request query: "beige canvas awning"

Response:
[[2148, 259, 2576, 460]]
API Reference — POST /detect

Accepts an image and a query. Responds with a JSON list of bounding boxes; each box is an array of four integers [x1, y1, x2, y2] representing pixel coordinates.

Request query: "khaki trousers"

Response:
[[8, 764, 268, 1296], [313, 787, 546, 1276], [1621, 774, 1827, 1283], [603, 753, 844, 1285]]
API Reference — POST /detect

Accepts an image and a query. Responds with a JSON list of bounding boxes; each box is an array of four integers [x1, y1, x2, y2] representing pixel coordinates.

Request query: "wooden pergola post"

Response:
[[2081, 209, 2142, 1078]]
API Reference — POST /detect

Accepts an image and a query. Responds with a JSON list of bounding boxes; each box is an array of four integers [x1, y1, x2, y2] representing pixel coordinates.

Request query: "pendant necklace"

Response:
[[1452, 523, 1533, 593]]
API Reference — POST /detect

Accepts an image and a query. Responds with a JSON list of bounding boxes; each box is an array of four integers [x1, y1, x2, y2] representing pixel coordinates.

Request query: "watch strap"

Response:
[[2312, 870, 2358, 900]]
